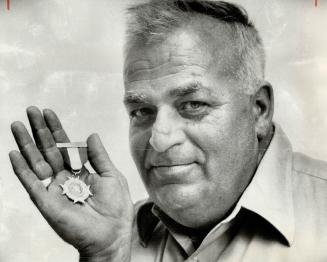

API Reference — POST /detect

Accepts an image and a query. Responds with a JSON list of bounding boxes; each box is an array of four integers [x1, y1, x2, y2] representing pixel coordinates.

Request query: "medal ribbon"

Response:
[[57, 142, 88, 172]]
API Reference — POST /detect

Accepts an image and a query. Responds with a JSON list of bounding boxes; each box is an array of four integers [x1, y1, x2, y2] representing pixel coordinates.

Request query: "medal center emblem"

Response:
[[69, 183, 83, 196], [61, 177, 93, 204]]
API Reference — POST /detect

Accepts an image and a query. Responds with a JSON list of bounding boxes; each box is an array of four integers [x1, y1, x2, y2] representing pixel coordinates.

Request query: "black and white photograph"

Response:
[[0, 0, 327, 261]]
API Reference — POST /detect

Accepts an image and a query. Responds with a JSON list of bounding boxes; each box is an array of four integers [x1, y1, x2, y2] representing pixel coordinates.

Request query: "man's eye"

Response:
[[130, 108, 153, 119], [180, 101, 208, 112]]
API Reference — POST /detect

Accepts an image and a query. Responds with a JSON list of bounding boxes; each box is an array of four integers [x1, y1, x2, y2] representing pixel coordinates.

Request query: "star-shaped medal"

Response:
[[60, 176, 93, 204]]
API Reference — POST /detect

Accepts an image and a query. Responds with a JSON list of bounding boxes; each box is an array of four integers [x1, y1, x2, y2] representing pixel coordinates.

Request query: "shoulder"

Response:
[[291, 152, 327, 212], [292, 152, 327, 181]]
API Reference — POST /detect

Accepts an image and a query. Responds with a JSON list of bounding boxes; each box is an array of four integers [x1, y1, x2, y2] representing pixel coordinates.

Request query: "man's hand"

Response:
[[9, 106, 134, 262]]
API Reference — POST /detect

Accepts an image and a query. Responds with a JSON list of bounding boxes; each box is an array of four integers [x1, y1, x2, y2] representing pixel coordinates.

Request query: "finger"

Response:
[[11, 121, 53, 180], [43, 108, 70, 143], [9, 150, 48, 207], [87, 133, 115, 177], [26, 106, 65, 173], [43, 108, 73, 166]]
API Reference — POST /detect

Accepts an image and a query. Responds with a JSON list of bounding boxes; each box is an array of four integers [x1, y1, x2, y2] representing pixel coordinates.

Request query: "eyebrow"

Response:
[[123, 92, 148, 105], [169, 82, 202, 97], [123, 82, 212, 105]]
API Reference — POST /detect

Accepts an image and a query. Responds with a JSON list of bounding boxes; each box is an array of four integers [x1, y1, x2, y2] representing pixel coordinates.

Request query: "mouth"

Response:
[[152, 163, 194, 172], [149, 163, 198, 185]]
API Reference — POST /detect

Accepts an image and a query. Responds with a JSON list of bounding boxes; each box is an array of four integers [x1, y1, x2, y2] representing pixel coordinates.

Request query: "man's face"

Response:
[[124, 25, 260, 228]]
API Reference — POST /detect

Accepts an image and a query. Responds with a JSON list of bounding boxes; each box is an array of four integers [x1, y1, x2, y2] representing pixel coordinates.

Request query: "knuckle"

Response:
[[21, 142, 32, 153], [52, 129, 67, 140], [34, 160, 53, 178], [44, 145, 58, 154], [21, 169, 33, 178], [44, 146, 63, 162]]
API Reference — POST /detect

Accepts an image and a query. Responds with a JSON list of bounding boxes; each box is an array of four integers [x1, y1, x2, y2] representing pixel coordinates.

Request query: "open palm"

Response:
[[9, 106, 134, 261]]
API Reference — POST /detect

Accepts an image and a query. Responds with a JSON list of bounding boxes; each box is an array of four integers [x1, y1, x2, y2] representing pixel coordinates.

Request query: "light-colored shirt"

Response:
[[131, 124, 327, 262]]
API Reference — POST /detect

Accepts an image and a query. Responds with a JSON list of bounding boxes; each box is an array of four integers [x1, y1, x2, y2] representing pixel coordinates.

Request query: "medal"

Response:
[[60, 176, 93, 204], [57, 142, 93, 204]]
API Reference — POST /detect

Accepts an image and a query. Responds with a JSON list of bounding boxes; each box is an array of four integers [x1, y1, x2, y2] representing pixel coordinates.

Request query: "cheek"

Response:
[[184, 109, 236, 152], [129, 128, 151, 172], [185, 106, 257, 176]]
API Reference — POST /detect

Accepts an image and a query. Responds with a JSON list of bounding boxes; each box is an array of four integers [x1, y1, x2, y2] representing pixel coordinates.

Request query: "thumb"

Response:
[[87, 133, 115, 176]]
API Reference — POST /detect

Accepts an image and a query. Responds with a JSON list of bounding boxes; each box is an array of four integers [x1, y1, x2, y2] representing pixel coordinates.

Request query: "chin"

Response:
[[151, 184, 209, 226]]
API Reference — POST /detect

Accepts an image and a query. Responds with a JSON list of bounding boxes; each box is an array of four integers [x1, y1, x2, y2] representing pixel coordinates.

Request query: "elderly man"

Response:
[[9, 1, 327, 261]]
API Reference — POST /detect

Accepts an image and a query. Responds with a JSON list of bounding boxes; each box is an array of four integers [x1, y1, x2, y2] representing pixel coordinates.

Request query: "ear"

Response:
[[252, 81, 274, 141]]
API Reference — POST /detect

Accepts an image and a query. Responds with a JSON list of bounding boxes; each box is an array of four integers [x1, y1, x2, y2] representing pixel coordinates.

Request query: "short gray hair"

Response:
[[125, 0, 266, 94]]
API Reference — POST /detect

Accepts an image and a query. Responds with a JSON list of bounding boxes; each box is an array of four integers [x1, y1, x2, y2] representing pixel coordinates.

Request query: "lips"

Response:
[[148, 162, 198, 185], [152, 163, 194, 173], [146, 154, 197, 169]]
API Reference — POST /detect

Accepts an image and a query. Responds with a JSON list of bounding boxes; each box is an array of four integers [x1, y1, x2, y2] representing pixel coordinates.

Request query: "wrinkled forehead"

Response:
[[124, 21, 240, 85], [124, 31, 207, 82]]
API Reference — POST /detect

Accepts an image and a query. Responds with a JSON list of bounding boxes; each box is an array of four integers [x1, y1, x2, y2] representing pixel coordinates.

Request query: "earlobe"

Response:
[[253, 81, 274, 140]]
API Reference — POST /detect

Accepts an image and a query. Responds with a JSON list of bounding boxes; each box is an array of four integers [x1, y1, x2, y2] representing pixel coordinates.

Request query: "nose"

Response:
[[149, 106, 185, 152]]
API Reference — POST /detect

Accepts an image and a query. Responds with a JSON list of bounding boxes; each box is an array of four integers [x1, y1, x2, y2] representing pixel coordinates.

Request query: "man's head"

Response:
[[123, 0, 274, 229]]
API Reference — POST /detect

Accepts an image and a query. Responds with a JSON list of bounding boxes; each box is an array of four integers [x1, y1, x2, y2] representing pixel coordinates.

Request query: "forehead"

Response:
[[123, 23, 239, 97], [125, 30, 208, 79]]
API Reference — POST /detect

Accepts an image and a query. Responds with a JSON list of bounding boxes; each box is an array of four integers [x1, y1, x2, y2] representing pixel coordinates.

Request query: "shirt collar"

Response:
[[237, 123, 295, 246], [136, 124, 295, 247], [136, 201, 159, 247]]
